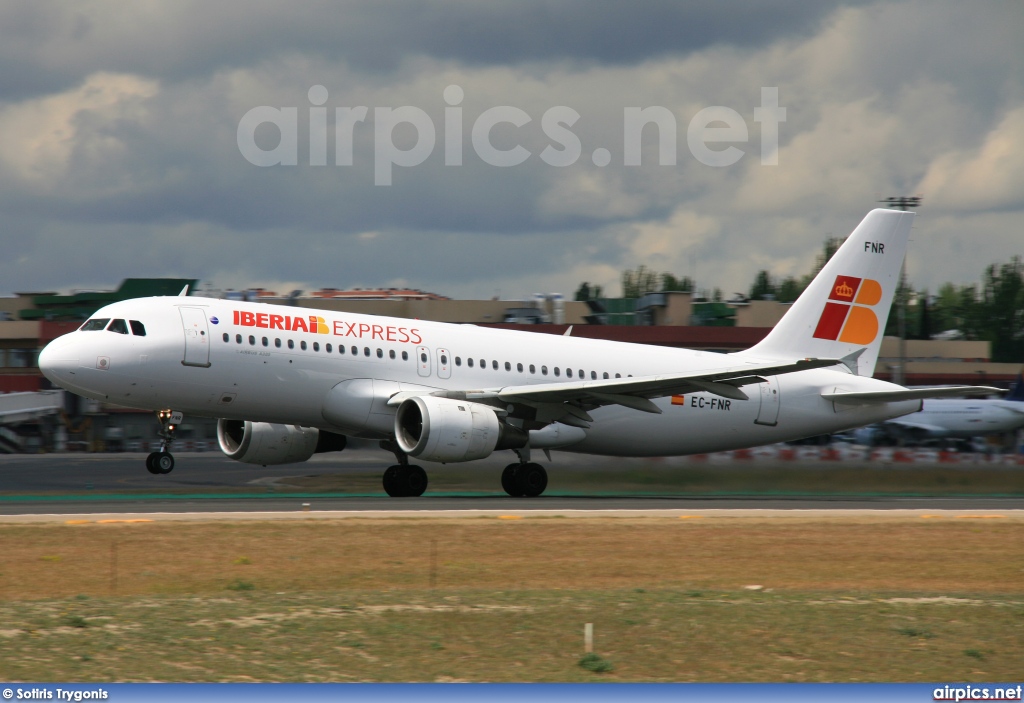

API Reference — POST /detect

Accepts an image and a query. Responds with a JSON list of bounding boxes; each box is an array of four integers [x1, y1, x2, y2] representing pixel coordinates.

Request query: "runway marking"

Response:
[[498, 515, 523, 520], [678, 515, 705, 519]]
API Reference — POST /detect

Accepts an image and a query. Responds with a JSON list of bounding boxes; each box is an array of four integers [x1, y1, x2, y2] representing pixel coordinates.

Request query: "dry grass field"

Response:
[[1, 515, 1022, 681]]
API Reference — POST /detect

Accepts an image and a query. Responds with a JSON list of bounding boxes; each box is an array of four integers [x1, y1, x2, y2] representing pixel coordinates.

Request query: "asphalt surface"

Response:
[[1, 451, 1023, 515]]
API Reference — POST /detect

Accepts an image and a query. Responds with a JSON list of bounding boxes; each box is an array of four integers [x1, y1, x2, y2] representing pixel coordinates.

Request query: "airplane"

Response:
[[851, 371, 1024, 447], [37, 209, 998, 497]]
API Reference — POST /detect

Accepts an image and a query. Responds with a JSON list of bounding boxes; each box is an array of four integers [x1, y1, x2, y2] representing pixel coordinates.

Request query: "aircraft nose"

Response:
[[38, 337, 79, 385]]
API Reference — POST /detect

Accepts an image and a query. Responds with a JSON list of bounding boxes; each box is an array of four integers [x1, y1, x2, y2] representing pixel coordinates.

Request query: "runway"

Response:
[[2, 451, 1022, 516]]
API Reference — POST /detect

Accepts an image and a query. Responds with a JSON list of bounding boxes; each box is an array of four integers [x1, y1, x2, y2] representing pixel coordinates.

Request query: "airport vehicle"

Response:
[[852, 372, 1024, 446], [38, 209, 996, 496]]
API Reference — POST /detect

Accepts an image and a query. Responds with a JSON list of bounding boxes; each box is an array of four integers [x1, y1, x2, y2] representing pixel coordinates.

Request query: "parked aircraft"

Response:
[[852, 371, 1024, 446], [38, 209, 996, 496]]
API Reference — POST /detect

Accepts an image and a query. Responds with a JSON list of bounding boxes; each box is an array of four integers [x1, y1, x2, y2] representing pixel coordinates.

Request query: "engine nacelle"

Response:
[[395, 396, 527, 463], [217, 419, 346, 465]]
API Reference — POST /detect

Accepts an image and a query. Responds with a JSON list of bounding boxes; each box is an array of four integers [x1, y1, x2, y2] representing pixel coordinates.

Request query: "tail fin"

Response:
[[744, 208, 915, 377], [1007, 367, 1024, 402]]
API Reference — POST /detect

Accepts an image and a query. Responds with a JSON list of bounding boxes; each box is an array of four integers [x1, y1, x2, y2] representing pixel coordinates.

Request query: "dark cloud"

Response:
[[0, 1, 860, 100]]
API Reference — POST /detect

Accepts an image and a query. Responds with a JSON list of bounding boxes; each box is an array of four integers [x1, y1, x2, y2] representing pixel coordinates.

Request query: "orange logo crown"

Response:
[[835, 281, 853, 298]]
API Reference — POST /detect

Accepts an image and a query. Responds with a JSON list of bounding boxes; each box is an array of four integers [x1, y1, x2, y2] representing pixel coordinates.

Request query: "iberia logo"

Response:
[[812, 275, 882, 344], [233, 310, 329, 334]]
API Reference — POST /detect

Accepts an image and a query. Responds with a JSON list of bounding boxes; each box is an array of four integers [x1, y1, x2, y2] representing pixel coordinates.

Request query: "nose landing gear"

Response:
[[146, 409, 181, 475]]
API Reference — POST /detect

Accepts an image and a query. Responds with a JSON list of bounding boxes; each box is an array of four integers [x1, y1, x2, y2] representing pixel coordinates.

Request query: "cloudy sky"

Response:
[[0, 1, 1021, 301]]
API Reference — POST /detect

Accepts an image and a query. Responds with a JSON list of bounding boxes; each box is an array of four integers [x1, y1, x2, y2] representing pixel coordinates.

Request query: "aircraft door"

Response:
[[179, 306, 211, 368], [754, 376, 780, 426], [416, 346, 431, 377], [436, 348, 451, 379]]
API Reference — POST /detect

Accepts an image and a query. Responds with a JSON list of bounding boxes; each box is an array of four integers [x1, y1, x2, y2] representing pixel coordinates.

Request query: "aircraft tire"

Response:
[[145, 452, 162, 475], [515, 462, 547, 498], [382, 465, 404, 497], [402, 465, 428, 497], [155, 452, 175, 474], [501, 464, 524, 497]]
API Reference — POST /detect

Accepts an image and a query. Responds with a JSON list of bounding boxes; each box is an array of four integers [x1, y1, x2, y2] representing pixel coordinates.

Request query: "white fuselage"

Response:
[[39, 296, 923, 458], [894, 398, 1024, 438]]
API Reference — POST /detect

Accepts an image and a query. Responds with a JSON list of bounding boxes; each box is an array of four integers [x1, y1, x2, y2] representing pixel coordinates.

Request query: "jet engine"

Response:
[[217, 419, 347, 465], [395, 396, 527, 463]]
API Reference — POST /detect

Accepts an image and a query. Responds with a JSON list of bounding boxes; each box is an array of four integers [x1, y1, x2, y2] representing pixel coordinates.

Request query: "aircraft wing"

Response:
[[397, 358, 843, 425], [881, 417, 950, 437], [822, 386, 1001, 405]]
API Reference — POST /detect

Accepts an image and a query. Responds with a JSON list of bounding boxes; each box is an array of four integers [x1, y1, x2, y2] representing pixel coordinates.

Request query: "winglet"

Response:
[[179, 285, 190, 296], [563, 326, 573, 337]]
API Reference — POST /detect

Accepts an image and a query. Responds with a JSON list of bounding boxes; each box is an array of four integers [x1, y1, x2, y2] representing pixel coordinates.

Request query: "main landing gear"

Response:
[[502, 449, 548, 497], [146, 409, 181, 475], [380, 440, 428, 497]]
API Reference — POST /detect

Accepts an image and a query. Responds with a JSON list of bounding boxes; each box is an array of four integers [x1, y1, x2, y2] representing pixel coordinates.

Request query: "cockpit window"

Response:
[[129, 320, 146, 336], [107, 319, 129, 334], [80, 318, 110, 331]]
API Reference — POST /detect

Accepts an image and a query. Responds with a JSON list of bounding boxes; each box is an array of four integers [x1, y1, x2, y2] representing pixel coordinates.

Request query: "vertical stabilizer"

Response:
[[743, 209, 915, 377]]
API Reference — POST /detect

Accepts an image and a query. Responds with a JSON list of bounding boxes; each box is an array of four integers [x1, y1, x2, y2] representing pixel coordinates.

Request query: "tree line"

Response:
[[575, 244, 1024, 363]]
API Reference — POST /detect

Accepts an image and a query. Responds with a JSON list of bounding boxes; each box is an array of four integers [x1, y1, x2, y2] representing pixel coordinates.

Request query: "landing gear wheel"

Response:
[[145, 452, 162, 475], [155, 452, 175, 474], [382, 465, 403, 497], [502, 463, 524, 497], [383, 465, 428, 497], [401, 465, 428, 497], [515, 462, 548, 497]]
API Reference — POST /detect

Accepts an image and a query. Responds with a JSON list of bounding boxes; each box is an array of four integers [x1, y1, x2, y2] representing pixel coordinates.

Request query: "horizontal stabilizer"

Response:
[[823, 386, 1001, 405]]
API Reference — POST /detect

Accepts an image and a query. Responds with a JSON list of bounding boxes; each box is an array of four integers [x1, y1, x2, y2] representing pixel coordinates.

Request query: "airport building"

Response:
[[0, 279, 1019, 452]]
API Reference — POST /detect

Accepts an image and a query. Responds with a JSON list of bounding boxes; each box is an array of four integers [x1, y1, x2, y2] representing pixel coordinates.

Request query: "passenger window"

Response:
[[129, 320, 147, 336], [578, 369, 584, 379], [480, 359, 485, 368], [377, 348, 383, 358], [541, 366, 548, 375], [615, 373, 621, 378], [389, 349, 396, 360], [222, 333, 229, 343], [517, 363, 523, 373], [275, 339, 281, 348], [351, 346, 357, 355], [529, 364, 535, 374], [441, 353, 448, 365], [455, 357, 462, 366], [107, 319, 129, 335], [313, 342, 319, 352], [364, 347, 370, 356], [492, 360, 498, 370], [236, 334, 243, 344], [339, 345, 345, 354], [420, 352, 427, 363], [249, 335, 256, 346], [80, 318, 110, 331], [288, 339, 294, 349], [262, 337, 269, 347], [326, 343, 332, 353], [603, 372, 609, 379], [402, 351, 408, 361], [504, 361, 511, 371], [468, 358, 474, 368], [566, 368, 572, 378], [591, 371, 597, 380], [554, 367, 560, 377], [300, 341, 307, 350]]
